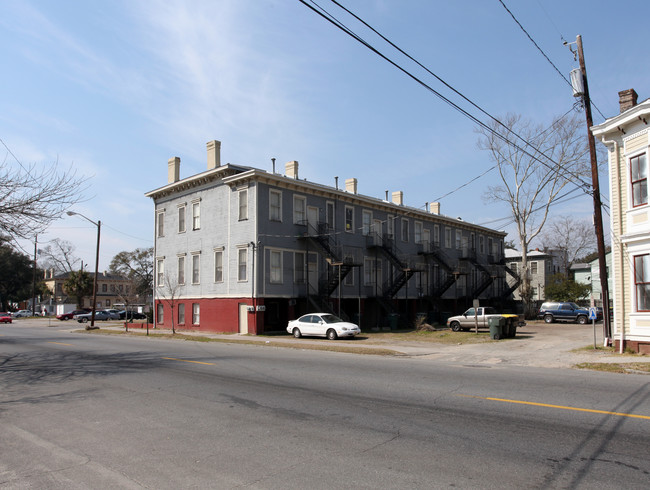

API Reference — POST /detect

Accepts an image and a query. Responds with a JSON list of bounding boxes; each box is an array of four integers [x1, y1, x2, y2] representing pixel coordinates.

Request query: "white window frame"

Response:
[[445, 228, 452, 249], [214, 249, 223, 283], [178, 303, 185, 324], [178, 204, 186, 233], [156, 258, 164, 287], [238, 248, 248, 282], [177, 255, 185, 285], [156, 303, 164, 324], [414, 221, 422, 244], [191, 253, 200, 284], [270, 250, 283, 284], [455, 230, 462, 249], [239, 189, 248, 220], [156, 211, 165, 237], [630, 152, 648, 208], [345, 206, 354, 233], [433, 225, 440, 247], [269, 189, 282, 221], [192, 303, 200, 325], [362, 210, 372, 236], [192, 200, 201, 230], [293, 195, 306, 224]]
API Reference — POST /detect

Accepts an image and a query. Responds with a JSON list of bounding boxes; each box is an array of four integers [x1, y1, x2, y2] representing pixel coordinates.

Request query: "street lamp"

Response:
[[67, 211, 101, 330]]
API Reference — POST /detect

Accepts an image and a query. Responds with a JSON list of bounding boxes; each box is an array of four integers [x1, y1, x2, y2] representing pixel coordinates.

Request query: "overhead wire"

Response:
[[300, 0, 600, 205]]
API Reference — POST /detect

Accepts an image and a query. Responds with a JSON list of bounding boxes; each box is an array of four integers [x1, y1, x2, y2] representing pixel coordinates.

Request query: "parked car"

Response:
[[0, 312, 12, 323], [446, 307, 525, 332], [537, 302, 593, 324], [12, 310, 34, 318], [74, 310, 120, 323], [287, 313, 361, 340], [56, 309, 91, 321], [118, 310, 146, 320]]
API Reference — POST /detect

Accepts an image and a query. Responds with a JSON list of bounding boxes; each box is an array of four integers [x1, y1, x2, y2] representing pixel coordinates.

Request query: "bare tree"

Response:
[[539, 216, 597, 276], [109, 247, 153, 298], [157, 274, 183, 334], [477, 113, 590, 316], [39, 238, 80, 273], [0, 155, 86, 239]]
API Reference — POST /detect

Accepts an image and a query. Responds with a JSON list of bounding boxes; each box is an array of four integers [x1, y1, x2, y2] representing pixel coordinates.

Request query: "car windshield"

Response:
[[321, 314, 343, 324], [569, 302, 580, 309]]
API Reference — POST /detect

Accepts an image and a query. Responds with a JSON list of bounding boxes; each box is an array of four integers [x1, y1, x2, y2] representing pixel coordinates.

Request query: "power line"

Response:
[[300, 1, 598, 200]]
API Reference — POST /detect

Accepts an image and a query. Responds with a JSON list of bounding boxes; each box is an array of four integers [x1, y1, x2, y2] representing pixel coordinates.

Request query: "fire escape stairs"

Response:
[[503, 263, 522, 297]]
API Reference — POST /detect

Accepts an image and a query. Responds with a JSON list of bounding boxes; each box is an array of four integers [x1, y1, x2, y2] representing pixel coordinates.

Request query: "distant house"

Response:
[[592, 89, 650, 353], [571, 252, 613, 304], [43, 270, 133, 313], [505, 248, 566, 302]]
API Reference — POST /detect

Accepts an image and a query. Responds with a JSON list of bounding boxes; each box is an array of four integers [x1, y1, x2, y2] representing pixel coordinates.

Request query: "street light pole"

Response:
[[67, 211, 101, 330]]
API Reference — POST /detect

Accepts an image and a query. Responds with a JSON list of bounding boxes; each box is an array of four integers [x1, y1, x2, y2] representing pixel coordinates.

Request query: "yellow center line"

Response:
[[459, 395, 650, 420], [47, 341, 73, 346], [162, 357, 215, 366]]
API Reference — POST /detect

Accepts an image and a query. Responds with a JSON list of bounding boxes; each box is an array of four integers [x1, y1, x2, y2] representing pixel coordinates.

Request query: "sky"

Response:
[[2, 0, 649, 271]]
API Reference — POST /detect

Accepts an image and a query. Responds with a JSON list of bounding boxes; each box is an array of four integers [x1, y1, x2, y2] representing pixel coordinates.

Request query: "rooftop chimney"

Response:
[[285, 160, 299, 179], [168, 157, 180, 184], [207, 140, 221, 169], [619, 89, 638, 113], [430, 202, 440, 215], [392, 191, 403, 205], [345, 178, 357, 194]]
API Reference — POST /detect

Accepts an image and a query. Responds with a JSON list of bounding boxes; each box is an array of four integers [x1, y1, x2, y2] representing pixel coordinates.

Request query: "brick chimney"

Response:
[[207, 140, 221, 169], [345, 178, 357, 194], [392, 191, 403, 205], [430, 201, 440, 215], [618, 89, 638, 113], [168, 157, 180, 184], [285, 161, 299, 179]]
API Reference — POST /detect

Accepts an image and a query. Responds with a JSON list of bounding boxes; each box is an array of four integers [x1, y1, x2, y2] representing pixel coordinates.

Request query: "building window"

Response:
[[479, 235, 485, 254], [156, 259, 164, 286], [488, 237, 493, 256], [401, 219, 409, 242], [433, 225, 440, 247], [455, 230, 462, 249], [294, 252, 305, 284], [192, 303, 200, 324], [345, 206, 354, 233], [178, 303, 185, 324], [110, 284, 116, 292], [269, 190, 282, 221], [214, 250, 223, 282], [178, 205, 186, 233], [364, 257, 374, 286], [156, 303, 164, 324], [238, 189, 248, 220], [361, 210, 371, 236], [177, 256, 185, 285], [270, 250, 282, 284], [106, 300, 111, 307], [192, 254, 200, 284], [238, 248, 247, 281], [531, 261, 538, 274], [344, 255, 354, 286], [445, 228, 452, 248], [156, 211, 164, 237], [293, 196, 306, 224], [387, 215, 394, 239], [510, 262, 518, 273], [326, 202, 335, 229], [631, 154, 648, 207], [192, 201, 200, 230], [634, 254, 650, 311], [414, 222, 422, 244], [102, 284, 107, 293]]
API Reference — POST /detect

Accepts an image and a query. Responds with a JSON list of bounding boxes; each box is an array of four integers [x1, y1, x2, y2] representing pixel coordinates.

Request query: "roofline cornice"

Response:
[[591, 99, 650, 136], [145, 164, 251, 200]]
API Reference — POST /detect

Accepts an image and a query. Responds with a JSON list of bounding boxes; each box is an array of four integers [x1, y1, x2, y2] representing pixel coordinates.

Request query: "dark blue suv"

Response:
[[537, 302, 591, 324]]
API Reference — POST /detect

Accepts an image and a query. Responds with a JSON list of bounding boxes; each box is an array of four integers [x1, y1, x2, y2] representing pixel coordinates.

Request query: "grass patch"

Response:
[[357, 329, 494, 345], [79, 328, 399, 356], [575, 362, 650, 374]]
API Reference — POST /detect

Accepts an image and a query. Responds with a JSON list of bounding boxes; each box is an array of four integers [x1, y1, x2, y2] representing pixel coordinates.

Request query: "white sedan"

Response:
[[287, 313, 361, 340]]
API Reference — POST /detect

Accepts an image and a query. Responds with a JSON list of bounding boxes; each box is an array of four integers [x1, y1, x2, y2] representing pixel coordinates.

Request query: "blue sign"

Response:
[[588, 307, 598, 320]]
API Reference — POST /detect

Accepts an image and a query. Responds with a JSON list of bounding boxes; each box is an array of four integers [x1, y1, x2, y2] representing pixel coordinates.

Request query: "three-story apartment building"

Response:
[[146, 140, 511, 334]]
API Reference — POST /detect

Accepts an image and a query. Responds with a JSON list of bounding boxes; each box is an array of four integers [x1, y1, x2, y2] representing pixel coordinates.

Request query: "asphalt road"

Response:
[[1, 323, 649, 489]]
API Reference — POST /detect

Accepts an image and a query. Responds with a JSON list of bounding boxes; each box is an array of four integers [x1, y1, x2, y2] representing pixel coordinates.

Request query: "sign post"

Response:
[[588, 307, 598, 349]]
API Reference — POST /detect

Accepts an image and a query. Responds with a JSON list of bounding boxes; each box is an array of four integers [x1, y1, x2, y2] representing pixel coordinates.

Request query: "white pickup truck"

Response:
[[446, 307, 523, 332]]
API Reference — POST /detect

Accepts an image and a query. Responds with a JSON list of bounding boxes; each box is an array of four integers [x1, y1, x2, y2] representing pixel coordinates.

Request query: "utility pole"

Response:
[[574, 35, 611, 341], [31, 234, 38, 316]]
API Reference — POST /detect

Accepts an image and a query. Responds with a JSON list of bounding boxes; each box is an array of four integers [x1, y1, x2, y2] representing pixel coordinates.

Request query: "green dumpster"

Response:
[[488, 316, 505, 340], [389, 313, 399, 330]]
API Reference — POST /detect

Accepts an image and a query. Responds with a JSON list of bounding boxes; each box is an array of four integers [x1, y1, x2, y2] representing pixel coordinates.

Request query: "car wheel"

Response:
[[577, 315, 587, 325], [326, 329, 338, 340], [544, 315, 553, 324], [81, 317, 88, 323], [292, 327, 302, 338], [450, 321, 461, 332]]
